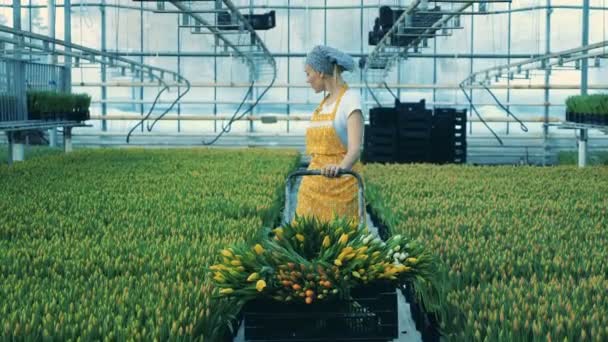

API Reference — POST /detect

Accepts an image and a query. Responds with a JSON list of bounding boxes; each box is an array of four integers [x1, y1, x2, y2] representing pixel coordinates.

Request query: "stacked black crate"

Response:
[[363, 107, 398, 163], [453, 109, 467, 163], [395, 100, 432, 163], [431, 108, 467, 164]]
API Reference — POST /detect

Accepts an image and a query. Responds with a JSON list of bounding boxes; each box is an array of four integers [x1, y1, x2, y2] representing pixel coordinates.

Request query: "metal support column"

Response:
[[324, 0, 327, 44], [48, 123, 58, 147], [177, 14, 181, 133], [579, 0, 590, 166], [63, 127, 73, 152], [139, 1, 144, 132], [5, 133, 13, 166], [578, 128, 588, 167], [468, 7, 475, 135], [249, 0, 254, 133], [64, 0, 72, 92], [9, 131, 25, 162], [543, 0, 552, 165], [506, 2, 512, 135], [287, 0, 291, 133], [48, 0, 56, 64], [61, 0, 71, 149], [359, 0, 364, 120], [432, 33, 437, 111], [48, 0, 58, 145], [101, 0, 108, 131], [28, 0, 32, 61], [214, 0, 221, 133], [581, 0, 590, 95]]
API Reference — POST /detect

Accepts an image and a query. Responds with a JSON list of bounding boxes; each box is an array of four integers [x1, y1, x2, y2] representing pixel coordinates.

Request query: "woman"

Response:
[[295, 45, 365, 226]]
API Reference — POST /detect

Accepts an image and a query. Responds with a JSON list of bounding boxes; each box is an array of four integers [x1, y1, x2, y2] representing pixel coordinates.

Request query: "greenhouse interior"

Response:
[[1, 0, 607, 341]]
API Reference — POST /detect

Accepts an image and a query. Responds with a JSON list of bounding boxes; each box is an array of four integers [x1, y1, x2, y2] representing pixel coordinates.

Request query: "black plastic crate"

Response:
[[243, 282, 398, 341], [365, 125, 397, 139], [398, 112, 432, 132], [411, 6, 442, 35], [379, 6, 404, 30], [365, 126, 398, 152], [430, 108, 467, 164], [366, 136, 396, 147], [399, 129, 432, 139], [395, 99, 426, 114], [369, 107, 398, 127], [364, 152, 396, 164], [364, 142, 397, 164], [365, 143, 396, 156], [398, 120, 432, 132], [396, 152, 430, 163], [397, 110, 430, 122], [217, 10, 276, 30], [398, 137, 431, 148]]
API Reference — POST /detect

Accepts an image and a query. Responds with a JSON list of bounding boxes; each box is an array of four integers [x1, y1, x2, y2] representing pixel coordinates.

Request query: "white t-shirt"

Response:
[[318, 88, 362, 148]]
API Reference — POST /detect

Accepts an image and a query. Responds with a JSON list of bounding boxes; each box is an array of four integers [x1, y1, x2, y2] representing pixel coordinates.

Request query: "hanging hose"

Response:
[[146, 82, 191, 131], [482, 84, 528, 132], [203, 75, 276, 146], [198, 81, 254, 146], [383, 81, 399, 102], [126, 75, 192, 143], [364, 68, 382, 108], [459, 83, 503, 146]]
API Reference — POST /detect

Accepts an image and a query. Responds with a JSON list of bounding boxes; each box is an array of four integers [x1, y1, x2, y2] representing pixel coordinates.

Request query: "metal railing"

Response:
[[1, 59, 70, 122], [25, 62, 68, 92], [0, 59, 27, 122]]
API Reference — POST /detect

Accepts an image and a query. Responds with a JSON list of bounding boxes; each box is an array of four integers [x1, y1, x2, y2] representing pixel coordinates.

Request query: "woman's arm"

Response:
[[339, 109, 364, 170], [321, 109, 364, 177]]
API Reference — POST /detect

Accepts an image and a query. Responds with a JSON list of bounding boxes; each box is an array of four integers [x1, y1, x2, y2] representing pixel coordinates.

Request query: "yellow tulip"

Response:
[[273, 228, 284, 236], [338, 247, 354, 260], [405, 257, 418, 264], [254, 244, 265, 255], [213, 274, 225, 282], [356, 246, 368, 254], [344, 253, 356, 260], [230, 260, 242, 266], [334, 259, 343, 266], [221, 249, 233, 258], [341, 247, 354, 254], [338, 233, 349, 245], [296, 234, 305, 242], [394, 265, 410, 272], [247, 273, 260, 282], [219, 288, 234, 295], [256, 280, 267, 292], [322, 236, 331, 248]]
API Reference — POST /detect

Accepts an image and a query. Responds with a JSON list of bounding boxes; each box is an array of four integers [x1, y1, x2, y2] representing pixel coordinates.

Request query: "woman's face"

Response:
[[305, 64, 324, 93]]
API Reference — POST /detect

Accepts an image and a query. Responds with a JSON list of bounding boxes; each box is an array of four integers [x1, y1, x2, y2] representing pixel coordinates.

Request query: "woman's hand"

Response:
[[321, 164, 342, 178]]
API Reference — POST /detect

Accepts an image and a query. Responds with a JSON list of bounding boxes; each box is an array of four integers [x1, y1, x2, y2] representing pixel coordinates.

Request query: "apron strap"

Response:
[[314, 85, 349, 118]]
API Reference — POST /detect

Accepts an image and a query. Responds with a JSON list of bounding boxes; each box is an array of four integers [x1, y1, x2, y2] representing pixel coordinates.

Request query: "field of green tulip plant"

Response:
[[364, 164, 608, 341], [2, 148, 607, 341], [0, 148, 299, 340]]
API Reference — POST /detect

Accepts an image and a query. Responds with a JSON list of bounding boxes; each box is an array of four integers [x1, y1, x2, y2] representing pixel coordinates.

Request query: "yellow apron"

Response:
[[295, 86, 363, 226]]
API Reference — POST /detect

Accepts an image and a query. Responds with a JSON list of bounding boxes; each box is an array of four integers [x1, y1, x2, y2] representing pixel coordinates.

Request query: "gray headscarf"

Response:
[[305, 45, 355, 75]]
